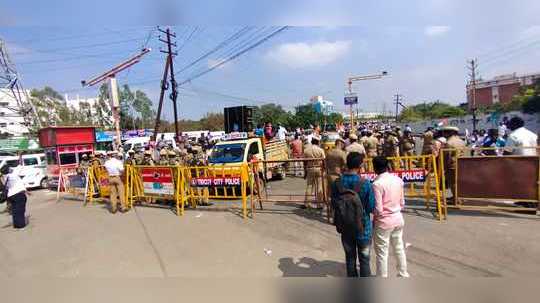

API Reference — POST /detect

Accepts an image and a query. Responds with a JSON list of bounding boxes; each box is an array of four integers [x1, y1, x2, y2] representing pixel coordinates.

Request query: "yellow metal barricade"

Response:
[[250, 158, 329, 221], [364, 154, 446, 221], [126, 165, 184, 215], [180, 163, 251, 219]]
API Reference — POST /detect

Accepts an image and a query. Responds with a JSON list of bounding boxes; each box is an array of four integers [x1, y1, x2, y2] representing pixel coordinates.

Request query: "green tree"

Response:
[[94, 83, 113, 129], [253, 103, 291, 126]]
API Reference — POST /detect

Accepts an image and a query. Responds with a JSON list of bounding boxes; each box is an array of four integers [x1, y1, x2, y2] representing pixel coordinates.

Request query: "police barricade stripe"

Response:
[[364, 154, 445, 221]]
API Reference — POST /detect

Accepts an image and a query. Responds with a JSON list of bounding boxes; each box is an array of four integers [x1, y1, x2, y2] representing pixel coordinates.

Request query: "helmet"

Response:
[[159, 149, 168, 156], [168, 150, 177, 156], [144, 150, 152, 156]]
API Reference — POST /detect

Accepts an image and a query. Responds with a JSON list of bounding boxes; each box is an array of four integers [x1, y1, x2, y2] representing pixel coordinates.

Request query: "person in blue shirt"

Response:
[[331, 152, 375, 277], [482, 128, 506, 156]]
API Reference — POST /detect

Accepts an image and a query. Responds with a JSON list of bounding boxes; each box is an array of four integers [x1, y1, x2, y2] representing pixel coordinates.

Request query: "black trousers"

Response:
[[341, 233, 371, 277], [9, 191, 27, 229]]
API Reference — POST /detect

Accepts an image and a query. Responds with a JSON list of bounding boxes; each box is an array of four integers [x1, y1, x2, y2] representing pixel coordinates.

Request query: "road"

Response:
[[0, 181, 539, 278]]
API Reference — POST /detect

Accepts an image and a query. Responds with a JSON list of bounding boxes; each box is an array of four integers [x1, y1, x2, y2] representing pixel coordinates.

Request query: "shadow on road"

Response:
[[278, 257, 345, 277]]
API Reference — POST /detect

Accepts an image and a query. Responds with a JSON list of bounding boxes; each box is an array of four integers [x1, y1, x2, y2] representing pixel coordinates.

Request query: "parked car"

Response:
[[0, 153, 48, 189]]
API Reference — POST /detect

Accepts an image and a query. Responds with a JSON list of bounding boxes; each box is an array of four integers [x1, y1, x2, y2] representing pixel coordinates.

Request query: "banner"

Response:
[[190, 176, 242, 187], [141, 167, 175, 196], [361, 169, 426, 183]]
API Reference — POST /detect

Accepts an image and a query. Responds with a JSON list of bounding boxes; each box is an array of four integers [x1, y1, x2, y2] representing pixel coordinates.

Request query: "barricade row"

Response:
[[61, 150, 540, 221]]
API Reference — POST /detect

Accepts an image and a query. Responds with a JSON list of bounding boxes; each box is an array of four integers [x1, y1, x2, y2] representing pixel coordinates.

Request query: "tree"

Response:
[[398, 101, 466, 122], [94, 83, 113, 129], [253, 103, 291, 127]]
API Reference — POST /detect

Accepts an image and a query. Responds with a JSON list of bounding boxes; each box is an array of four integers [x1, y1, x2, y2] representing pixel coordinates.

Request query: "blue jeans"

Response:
[[341, 234, 371, 277]]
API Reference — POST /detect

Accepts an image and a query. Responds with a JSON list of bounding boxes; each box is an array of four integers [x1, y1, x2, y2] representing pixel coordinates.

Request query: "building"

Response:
[[64, 94, 102, 115], [309, 95, 335, 115], [467, 72, 540, 109], [0, 88, 30, 136]]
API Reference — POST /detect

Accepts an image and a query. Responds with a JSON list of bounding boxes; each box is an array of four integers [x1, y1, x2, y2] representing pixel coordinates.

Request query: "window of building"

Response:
[[0, 112, 5, 116], [0, 123, 7, 127], [0, 102, 8, 107]]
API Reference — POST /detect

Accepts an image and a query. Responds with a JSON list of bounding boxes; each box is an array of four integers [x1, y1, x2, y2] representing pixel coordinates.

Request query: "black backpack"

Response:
[[332, 178, 366, 236]]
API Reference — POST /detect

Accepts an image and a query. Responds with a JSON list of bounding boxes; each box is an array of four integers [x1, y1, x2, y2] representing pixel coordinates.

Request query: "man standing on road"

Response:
[[104, 151, 128, 214], [331, 152, 375, 277], [364, 131, 379, 158], [326, 138, 347, 198], [372, 156, 409, 278], [442, 126, 465, 205], [504, 116, 537, 156], [303, 135, 326, 209], [290, 134, 304, 177], [346, 134, 366, 156]]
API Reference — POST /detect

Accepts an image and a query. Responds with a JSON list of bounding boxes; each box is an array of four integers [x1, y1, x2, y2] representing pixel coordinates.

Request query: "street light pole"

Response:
[[346, 71, 388, 130]]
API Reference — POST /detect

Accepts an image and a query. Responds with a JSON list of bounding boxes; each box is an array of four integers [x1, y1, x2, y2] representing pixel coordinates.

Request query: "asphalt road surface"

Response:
[[1, 180, 539, 278]]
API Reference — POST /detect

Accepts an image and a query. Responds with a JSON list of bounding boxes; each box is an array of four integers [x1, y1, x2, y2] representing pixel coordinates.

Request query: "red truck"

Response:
[[38, 126, 96, 188]]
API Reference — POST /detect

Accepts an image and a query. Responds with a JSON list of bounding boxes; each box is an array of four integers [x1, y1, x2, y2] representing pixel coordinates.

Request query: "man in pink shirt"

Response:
[[371, 156, 409, 278]]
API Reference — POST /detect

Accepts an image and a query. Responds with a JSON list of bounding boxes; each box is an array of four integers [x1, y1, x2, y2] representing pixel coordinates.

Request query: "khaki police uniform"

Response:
[[303, 143, 326, 207], [444, 134, 465, 205], [365, 136, 379, 158]]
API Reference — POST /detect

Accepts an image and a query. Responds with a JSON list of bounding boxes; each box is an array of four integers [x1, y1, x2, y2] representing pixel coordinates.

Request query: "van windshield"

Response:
[[208, 143, 245, 164]]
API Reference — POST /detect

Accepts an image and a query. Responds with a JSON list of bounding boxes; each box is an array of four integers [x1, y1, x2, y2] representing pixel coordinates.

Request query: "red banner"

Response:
[[360, 169, 426, 183], [190, 176, 242, 187]]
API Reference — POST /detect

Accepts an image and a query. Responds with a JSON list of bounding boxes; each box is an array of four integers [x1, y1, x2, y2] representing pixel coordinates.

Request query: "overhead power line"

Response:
[[177, 26, 289, 86], [175, 26, 251, 75]]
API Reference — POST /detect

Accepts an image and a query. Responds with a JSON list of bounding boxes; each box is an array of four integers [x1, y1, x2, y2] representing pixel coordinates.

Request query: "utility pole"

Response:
[[468, 59, 478, 132], [157, 27, 180, 143], [346, 71, 388, 129], [0, 39, 42, 131], [394, 93, 403, 122]]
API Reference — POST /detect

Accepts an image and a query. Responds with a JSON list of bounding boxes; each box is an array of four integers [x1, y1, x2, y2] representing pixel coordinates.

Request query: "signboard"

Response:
[[360, 169, 426, 183], [344, 93, 358, 105], [222, 132, 248, 141], [190, 176, 242, 187], [141, 167, 175, 196], [96, 131, 114, 142]]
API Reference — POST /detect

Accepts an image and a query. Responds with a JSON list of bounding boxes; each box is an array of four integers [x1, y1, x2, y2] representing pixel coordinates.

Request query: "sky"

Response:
[[1, 0, 540, 120]]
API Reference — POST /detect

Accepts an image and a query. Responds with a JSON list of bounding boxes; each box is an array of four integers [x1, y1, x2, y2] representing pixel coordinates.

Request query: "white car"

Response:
[[0, 153, 48, 189]]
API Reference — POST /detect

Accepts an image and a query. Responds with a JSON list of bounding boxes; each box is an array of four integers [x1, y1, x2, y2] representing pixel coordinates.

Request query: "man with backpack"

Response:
[[331, 152, 375, 277]]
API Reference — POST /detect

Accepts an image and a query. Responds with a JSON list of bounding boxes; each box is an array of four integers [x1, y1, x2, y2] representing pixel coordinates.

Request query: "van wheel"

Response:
[[40, 178, 48, 189]]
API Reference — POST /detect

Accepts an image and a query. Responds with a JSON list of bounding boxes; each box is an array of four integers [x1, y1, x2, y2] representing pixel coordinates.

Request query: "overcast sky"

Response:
[[1, 0, 540, 120]]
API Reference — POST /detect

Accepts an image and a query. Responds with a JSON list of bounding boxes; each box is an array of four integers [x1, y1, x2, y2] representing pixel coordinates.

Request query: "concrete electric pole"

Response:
[[468, 59, 478, 132]]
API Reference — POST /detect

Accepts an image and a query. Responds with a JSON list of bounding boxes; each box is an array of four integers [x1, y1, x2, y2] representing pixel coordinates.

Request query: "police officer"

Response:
[[345, 134, 366, 156], [364, 130, 379, 158], [422, 127, 435, 155], [325, 138, 347, 198], [303, 135, 326, 209], [158, 149, 169, 165], [168, 150, 180, 165], [125, 150, 136, 165], [77, 153, 90, 174], [142, 150, 155, 166], [400, 130, 416, 157], [134, 149, 144, 165], [442, 126, 465, 205]]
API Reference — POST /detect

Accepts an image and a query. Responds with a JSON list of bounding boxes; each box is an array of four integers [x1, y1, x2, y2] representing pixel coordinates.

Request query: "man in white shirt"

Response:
[[504, 117, 538, 156], [1, 165, 29, 229], [104, 151, 128, 214], [276, 124, 287, 141]]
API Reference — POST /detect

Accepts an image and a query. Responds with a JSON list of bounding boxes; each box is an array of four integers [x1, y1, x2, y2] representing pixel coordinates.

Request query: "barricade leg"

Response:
[[432, 155, 444, 220]]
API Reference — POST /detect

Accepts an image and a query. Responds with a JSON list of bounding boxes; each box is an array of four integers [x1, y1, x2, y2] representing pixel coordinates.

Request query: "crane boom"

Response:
[[81, 47, 151, 150], [81, 48, 151, 87]]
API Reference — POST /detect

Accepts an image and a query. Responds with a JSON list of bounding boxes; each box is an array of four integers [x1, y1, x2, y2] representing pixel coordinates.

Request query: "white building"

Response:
[[64, 94, 101, 115], [0, 88, 30, 136]]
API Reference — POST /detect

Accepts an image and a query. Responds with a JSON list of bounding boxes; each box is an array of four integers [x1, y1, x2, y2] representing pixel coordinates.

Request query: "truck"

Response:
[[208, 133, 289, 180]]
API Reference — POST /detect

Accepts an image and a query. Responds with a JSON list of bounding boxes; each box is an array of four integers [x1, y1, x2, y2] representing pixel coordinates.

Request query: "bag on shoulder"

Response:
[[331, 177, 365, 235]]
